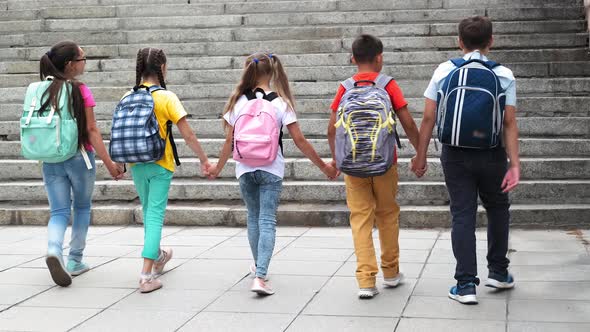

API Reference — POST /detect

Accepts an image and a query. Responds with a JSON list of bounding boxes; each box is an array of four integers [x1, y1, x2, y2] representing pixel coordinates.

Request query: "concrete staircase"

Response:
[[0, 0, 588, 228]]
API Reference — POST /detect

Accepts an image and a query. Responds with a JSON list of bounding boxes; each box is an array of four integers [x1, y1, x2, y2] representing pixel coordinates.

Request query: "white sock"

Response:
[[140, 273, 152, 280]]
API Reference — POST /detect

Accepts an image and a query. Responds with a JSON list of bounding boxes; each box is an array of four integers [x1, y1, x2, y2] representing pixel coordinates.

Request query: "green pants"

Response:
[[131, 163, 173, 260]]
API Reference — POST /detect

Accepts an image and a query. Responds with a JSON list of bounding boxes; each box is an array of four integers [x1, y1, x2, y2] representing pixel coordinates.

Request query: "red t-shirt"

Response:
[[330, 72, 408, 165]]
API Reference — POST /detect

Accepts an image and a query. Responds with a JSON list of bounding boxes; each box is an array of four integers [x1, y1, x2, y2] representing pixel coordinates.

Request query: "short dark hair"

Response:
[[352, 34, 383, 64], [458, 16, 493, 51]]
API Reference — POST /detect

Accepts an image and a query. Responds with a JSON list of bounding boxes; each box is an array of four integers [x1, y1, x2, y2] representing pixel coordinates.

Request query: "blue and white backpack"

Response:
[[435, 58, 506, 149], [334, 74, 401, 178], [109, 85, 180, 165]]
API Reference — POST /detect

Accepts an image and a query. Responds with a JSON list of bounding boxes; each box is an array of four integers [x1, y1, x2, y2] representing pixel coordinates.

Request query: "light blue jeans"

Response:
[[239, 170, 283, 278], [42, 151, 96, 264]]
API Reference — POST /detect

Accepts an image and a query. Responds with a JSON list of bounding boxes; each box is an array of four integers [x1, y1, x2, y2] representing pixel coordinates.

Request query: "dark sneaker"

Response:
[[448, 282, 478, 304], [485, 272, 515, 289], [46, 254, 72, 287]]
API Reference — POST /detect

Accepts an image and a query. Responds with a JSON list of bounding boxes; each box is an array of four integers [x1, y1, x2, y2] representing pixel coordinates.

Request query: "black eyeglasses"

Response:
[[72, 58, 87, 63]]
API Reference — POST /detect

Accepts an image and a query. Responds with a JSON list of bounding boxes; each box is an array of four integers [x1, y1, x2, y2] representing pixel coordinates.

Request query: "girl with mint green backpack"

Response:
[[21, 41, 124, 287]]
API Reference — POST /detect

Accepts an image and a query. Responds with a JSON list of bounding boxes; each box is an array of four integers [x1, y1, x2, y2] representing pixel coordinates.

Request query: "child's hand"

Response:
[[107, 162, 125, 180], [411, 156, 427, 178], [206, 163, 219, 179], [321, 162, 339, 180], [501, 166, 520, 193], [200, 161, 211, 178]]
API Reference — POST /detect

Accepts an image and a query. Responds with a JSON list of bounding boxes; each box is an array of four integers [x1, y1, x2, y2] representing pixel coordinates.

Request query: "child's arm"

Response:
[[501, 105, 520, 192], [288, 122, 338, 179], [413, 98, 437, 177], [85, 106, 124, 180], [208, 127, 233, 179], [395, 105, 420, 150], [176, 117, 210, 176], [327, 112, 337, 160]]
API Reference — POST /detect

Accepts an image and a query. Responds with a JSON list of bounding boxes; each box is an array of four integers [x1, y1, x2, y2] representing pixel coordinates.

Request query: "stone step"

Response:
[[1, 138, 588, 159], [3, 78, 590, 104], [2, 96, 588, 121], [0, 179, 587, 205], [4, 0, 583, 13], [2, 158, 588, 181], [0, 17, 584, 39], [3, 48, 589, 75], [1, 202, 587, 228], [4, 61, 590, 88], [2, 117, 589, 140]]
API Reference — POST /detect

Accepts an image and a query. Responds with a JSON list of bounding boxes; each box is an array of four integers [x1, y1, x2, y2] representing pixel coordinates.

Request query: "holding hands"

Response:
[[321, 160, 340, 180], [106, 161, 125, 180], [410, 155, 427, 178]]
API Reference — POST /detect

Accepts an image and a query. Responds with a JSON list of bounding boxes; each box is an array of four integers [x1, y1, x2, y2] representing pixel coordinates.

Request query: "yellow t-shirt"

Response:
[[127, 83, 187, 172]]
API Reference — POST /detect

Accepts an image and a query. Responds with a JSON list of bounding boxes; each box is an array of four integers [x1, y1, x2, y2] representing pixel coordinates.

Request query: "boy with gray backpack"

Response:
[[412, 16, 520, 305], [327, 34, 421, 299]]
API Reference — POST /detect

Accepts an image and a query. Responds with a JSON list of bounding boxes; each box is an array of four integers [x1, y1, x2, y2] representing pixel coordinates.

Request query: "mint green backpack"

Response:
[[20, 78, 79, 163]]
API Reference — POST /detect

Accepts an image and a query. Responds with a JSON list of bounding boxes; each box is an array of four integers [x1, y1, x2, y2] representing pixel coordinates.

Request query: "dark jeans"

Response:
[[441, 145, 511, 285]]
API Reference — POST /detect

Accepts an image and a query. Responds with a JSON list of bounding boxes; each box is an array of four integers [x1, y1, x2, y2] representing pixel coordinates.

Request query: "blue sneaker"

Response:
[[485, 272, 515, 289], [448, 282, 478, 304], [66, 261, 90, 276]]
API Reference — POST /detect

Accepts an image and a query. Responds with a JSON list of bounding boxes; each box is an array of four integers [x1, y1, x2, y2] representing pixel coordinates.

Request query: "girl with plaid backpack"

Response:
[[117, 48, 211, 293]]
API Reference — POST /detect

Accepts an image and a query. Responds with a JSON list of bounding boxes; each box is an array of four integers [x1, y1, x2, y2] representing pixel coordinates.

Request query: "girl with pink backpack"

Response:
[[208, 53, 338, 295]]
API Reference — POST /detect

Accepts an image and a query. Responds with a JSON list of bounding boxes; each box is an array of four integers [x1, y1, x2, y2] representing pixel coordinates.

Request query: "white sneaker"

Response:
[[358, 287, 379, 299], [249, 263, 268, 281], [251, 277, 274, 296], [383, 273, 404, 288]]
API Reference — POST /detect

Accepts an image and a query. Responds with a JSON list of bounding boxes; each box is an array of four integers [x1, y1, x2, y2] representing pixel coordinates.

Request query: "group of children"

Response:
[[25, 15, 520, 304]]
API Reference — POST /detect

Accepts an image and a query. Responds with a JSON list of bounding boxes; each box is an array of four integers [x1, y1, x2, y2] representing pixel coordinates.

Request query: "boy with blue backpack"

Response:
[[328, 34, 420, 299], [412, 16, 520, 304]]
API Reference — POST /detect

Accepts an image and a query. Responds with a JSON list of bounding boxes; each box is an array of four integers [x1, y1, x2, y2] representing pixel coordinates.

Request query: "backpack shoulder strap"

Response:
[[341, 77, 356, 91], [450, 58, 467, 68], [484, 60, 500, 68], [147, 85, 164, 93], [374, 74, 393, 90]]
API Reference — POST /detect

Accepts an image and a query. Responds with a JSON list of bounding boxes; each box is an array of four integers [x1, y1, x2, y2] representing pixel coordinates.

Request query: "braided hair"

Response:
[[134, 47, 167, 90]]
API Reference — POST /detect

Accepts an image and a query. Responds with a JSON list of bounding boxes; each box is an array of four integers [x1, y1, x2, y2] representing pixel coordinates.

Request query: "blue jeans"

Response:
[[42, 151, 96, 264], [441, 145, 510, 285], [239, 170, 283, 278]]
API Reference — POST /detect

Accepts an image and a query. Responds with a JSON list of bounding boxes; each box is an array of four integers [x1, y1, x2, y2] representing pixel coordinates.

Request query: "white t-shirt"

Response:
[[423, 51, 517, 106], [223, 91, 297, 179]]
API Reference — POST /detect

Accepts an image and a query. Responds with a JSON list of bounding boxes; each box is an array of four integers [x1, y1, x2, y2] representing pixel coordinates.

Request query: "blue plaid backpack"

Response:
[[334, 74, 401, 178], [109, 85, 180, 165], [435, 58, 506, 149]]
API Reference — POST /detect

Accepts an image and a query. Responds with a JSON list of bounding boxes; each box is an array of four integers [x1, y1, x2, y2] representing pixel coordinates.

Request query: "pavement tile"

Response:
[[347, 249, 430, 264], [0, 306, 99, 332], [18, 256, 116, 269], [426, 248, 487, 264], [508, 321, 590, 332], [509, 281, 590, 301], [124, 246, 211, 259], [168, 226, 241, 237], [159, 235, 229, 247], [335, 261, 424, 279], [218, 235, 295, 248], [21, 287, 134, 309], [510, 265, 590, 281], [0, 255, 39, 271], [72, 309, 194, 332], [509, 299, 590, 323], [421, 263, 489, 279], [508, 239, 586, 252], [433, 239, 487, 250], [269, 260, 344, 276], [303, 276, 415, 317], [111, 288, 222, 312], [274, 247, 353, 262], [208, 275, 328, 314], [0, 284, 49, 305], [158, 259, 250, 290], [396, 318, 505, 332], [286, 315, 397, 332], [179, 312, 294, 332], [0, 268, 55, 286], [302, 228, 353, 237], [509, 251, 590, 266], [404, 296, 506, 320]]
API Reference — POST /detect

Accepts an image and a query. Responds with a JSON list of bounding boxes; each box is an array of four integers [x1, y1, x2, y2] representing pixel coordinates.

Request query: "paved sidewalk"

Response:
[[0, 226, 589, 332]]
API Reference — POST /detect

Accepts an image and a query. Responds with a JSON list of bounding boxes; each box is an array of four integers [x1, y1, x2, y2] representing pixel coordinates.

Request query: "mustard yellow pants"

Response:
[[345, 166, 401, 288]]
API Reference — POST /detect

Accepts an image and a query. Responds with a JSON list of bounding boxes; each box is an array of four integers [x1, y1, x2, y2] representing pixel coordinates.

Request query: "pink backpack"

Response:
[[233, 89, 282, 167]]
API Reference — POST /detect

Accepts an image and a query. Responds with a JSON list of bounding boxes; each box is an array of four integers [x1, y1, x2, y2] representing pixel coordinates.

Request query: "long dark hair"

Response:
[[39, 40, 87, 148], [135, 47, 167, 90]]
